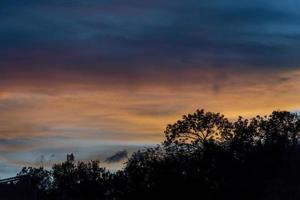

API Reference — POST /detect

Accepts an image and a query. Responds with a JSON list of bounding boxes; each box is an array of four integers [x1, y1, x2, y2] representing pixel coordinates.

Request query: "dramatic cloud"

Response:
[[0, 0, 300, 177]]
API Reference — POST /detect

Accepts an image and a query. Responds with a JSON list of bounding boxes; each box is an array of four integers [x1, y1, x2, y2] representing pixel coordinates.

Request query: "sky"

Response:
[[1, 0, 300, 177]]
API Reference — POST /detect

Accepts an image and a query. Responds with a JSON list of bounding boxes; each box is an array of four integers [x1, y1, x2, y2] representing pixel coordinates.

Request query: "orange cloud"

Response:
[[0, 68, 299, 146]]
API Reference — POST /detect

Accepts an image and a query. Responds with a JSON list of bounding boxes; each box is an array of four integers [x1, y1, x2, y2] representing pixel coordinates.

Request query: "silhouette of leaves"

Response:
[[1, 109, 300, 200]]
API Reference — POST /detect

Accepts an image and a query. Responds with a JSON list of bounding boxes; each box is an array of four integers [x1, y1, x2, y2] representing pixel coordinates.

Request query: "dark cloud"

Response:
[[1, 0, 300, 75], [105, 150, 128, 163]]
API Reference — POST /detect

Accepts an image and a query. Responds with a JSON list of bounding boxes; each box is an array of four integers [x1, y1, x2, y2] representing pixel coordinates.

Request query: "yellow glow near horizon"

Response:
[[0, 69, 299, 145]]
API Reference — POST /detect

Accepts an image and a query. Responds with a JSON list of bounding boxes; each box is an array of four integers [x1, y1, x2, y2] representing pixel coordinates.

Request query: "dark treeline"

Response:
[[1, 109, 300, 200]]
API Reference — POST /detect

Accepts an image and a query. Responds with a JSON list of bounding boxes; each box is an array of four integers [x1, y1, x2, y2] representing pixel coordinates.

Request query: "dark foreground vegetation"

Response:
[[1, 109, 300, 200]]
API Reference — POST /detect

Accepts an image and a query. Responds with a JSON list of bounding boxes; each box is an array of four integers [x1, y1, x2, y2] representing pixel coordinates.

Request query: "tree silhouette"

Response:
[[52, 155, 112, 200], [164, 109, 233, 153], [1, 109, 300, 200]]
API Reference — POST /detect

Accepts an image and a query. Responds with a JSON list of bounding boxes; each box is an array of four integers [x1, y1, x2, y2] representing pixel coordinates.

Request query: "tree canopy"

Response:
[[1, 109, 300, 200]]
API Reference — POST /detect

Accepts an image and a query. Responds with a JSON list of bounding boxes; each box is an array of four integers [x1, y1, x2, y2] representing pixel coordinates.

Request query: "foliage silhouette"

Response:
[[1, 109, 300, 199]]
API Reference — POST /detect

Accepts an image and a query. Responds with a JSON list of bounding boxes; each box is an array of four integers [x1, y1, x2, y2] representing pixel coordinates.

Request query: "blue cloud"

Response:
[[1, 0, 300, 72]]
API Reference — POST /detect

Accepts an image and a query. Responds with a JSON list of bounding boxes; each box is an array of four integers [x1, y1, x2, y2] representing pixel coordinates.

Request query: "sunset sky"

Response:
[[1, 0, 300, 177]]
